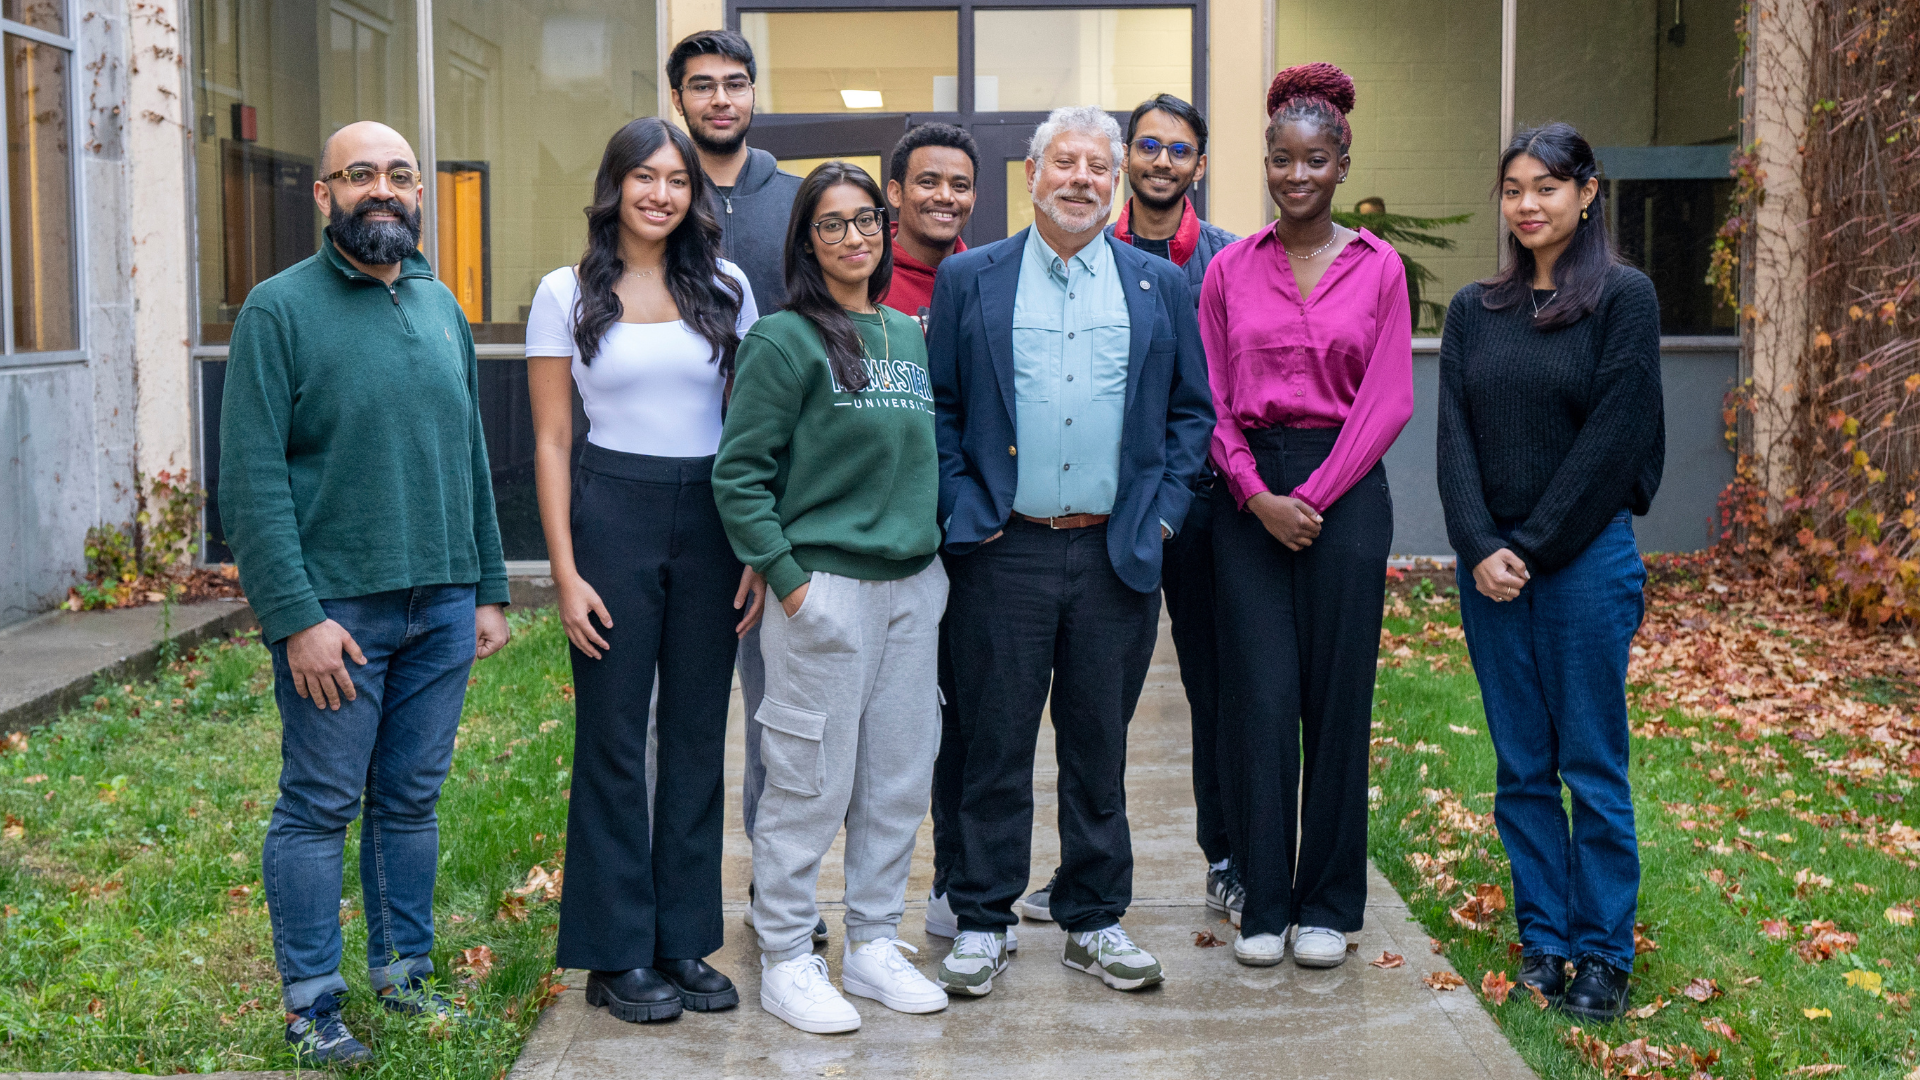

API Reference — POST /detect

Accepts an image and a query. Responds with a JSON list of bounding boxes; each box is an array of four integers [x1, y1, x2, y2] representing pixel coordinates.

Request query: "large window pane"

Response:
[[740, 10, 955, 114], [1517, 0, 1741, 334], [432, 0, 655, 345], [1273, 0, 1498, 332], [975, 8, 1189, 113], [4, 0, 64, 34], [190, 0, 420, 343], [6, 33, 76, 352]]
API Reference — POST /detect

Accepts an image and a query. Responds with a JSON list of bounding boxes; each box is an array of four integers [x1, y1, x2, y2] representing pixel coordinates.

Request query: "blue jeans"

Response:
[[262, 584, 476, 1011], [1457, 513, 1645, 970]]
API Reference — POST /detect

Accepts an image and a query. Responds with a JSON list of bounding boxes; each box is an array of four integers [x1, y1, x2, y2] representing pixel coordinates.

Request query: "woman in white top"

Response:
[[526, 116, 760, 1023]]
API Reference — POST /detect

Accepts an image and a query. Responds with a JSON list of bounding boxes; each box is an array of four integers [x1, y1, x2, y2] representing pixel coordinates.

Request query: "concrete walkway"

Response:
[[510, 616, 1538, 1080], [0, 600, 256, 732]]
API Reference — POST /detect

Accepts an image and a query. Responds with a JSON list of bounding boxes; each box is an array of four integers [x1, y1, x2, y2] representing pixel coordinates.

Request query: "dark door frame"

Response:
[[727, 0, 1209, 245]]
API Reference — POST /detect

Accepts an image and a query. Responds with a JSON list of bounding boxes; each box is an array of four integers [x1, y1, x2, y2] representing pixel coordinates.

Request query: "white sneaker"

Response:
[[759, 954, 861, 1034], [841, 938, 948, 1014], [1292, 926, 1349, 968], [924, 892, 1017, 951], [1233, 931, 1286, 967]]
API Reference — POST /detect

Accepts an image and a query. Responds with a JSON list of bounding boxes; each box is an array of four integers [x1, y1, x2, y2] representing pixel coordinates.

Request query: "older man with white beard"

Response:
[[926, 106, 1213, 998]]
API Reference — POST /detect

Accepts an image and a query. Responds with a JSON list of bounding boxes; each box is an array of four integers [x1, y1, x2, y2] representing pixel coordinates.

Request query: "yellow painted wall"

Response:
[[1205, 0, 1270, 235]]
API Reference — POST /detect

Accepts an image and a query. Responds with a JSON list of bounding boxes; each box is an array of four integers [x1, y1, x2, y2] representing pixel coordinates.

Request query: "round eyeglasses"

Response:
[[811, 208, 886, 245], [1130, 138, 1198, 166], [321, 165, 421, 192]]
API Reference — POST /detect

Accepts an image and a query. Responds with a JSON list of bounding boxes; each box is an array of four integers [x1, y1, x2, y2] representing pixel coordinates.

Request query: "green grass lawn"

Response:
[[0, 609, 578, 1077], [1371, 577, 1920, 1080]]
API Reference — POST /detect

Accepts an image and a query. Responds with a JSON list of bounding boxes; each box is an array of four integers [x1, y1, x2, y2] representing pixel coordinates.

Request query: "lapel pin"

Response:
[[1139, 280, 1151, 290]]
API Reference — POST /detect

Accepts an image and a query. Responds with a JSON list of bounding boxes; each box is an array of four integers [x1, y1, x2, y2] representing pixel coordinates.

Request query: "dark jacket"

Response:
[[928, 228, 1215, 593], [711, 147, 803, 315], [1106, 204, 1238, 310]]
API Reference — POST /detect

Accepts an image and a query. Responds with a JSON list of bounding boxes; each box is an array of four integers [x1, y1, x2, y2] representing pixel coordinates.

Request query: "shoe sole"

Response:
[[1062, 956, 1163, 991], [1293, 952, 1348, 969], [842, 972, 949, 1014], [1017, 899, 1052, 921], [1233, 948, 1285, 967], [1559, 999, 1627, 1021], [586, 982, 684, 1023], [669, 985, 740, 1012], [760, 996, 861, 1034]]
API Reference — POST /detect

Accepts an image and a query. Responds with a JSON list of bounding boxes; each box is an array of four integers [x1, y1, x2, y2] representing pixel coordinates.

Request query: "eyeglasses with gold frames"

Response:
[[321, 165, 422, 192]]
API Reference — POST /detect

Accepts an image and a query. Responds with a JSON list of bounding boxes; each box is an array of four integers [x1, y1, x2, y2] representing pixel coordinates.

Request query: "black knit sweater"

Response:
[[1436, 264, 1665, 574]]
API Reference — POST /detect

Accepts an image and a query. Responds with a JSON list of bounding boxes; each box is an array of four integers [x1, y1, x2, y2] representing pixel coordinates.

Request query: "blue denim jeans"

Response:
[[1457, 513, 1645, 970], [262, 584, 476, 1011]]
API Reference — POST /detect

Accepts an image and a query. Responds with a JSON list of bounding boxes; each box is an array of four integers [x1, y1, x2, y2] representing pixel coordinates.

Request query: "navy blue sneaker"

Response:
[[285, 992, 372, 1066], [378, 978, 487, 1027]]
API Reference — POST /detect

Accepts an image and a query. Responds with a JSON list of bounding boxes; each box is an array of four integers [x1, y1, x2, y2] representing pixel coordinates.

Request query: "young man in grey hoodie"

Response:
[[667, 30, 802, 314], [665, 27, 820, 942]]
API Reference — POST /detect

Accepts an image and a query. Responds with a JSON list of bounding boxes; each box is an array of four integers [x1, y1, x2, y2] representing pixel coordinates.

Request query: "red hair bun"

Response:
[[1266, 62, 1357, 118]]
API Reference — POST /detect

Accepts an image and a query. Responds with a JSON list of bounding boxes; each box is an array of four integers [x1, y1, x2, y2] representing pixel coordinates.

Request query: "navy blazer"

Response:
[[929, 227, 1215, 593]]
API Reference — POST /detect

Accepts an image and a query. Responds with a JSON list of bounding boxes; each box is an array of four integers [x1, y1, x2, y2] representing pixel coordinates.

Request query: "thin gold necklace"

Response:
[[1282, 228, 1339, 261]]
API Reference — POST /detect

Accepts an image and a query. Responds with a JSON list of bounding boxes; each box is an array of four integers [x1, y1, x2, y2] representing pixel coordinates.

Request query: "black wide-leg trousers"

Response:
[[945, 520, 1160, 934], [555, 444, 741, 972], [1213, 426, 1391, 937]]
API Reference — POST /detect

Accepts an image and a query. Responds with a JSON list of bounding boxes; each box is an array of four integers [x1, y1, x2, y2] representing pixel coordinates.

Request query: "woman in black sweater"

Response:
[[1436, 122, 1663, 1022]]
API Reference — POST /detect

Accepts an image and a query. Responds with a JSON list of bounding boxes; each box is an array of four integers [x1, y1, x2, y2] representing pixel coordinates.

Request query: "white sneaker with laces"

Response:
[[759, 954, 861, 1033], [936, 930, 1010, 996], [924, 892, 1017, 951], [1292, 926, 1349, 968], [1233, 931, 1286, 967], [1062, 924, 1164, 990], [841, 938, 948, 1014]]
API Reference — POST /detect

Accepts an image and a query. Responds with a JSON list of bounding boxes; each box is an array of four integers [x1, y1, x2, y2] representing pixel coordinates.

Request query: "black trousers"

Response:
[[945, 519, 1160, 934], [1213, 427, 1391, 937], [929, 597, 963, 896], [555, 445, 741, 971], [1162, 476, 1231, 866]]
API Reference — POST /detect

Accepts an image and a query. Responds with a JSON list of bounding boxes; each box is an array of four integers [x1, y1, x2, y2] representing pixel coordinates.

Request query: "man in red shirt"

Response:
[[882, 123, 978, 325]]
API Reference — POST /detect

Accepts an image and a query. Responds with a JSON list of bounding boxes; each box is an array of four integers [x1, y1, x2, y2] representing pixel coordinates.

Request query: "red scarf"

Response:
[[1113, 197, 1202, 267]]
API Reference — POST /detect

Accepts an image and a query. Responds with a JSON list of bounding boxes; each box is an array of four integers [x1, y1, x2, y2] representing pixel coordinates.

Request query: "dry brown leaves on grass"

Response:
[[1564, 1027, 1724, 1079], [1422, 971, 1466, 991], [1699, 1016, 1739, 1042], [1785, 1067, 1847, 1076], [1680, 978, 1721, 1002], [1449, 883, 1508, 931], [1886, 902, 1916, 926], [1629, 560, 1920, 764], [1786, 920, 1860, 962], [1480, 970, 1515, 1004], [1634, 922, 1660, 955], [455, 945, 496, 984], [1368, 951, 1405, 969]]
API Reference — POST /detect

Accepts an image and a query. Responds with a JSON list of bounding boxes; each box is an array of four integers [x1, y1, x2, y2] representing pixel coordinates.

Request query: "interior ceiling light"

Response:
[[840, 89, 884, 109]]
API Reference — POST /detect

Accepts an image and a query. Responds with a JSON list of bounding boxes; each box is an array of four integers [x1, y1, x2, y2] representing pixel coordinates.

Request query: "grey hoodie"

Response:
[[711, 146, 803, 315]]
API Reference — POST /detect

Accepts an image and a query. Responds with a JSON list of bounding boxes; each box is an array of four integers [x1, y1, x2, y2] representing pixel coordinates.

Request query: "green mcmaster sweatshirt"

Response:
[[713, 307, 939, 600], [218, 235, 509, 642]]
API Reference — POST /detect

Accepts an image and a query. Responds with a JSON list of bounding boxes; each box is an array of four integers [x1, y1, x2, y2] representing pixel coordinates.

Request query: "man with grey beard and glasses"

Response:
[[926, 105, 1213, 999], [219, 120, 510, 1066]]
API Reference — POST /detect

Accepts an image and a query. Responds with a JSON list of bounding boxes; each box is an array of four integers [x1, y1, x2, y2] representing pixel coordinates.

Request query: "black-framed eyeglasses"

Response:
[[1131, 138, 1198, 165], [321, 165, 421, 191], [680, 76, 754, 101], [811, 208, 886, 244]]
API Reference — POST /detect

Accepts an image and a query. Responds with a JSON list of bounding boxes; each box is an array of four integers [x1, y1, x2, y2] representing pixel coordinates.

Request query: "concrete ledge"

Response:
[[0, 600, 258, 734]]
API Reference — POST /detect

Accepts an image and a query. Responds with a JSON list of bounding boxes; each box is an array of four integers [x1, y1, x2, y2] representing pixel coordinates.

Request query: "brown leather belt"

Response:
[[1015, 512, 1111, 530]]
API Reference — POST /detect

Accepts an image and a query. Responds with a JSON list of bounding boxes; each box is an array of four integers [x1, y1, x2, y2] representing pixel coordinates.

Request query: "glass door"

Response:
[[729, 0, 1203, 247]]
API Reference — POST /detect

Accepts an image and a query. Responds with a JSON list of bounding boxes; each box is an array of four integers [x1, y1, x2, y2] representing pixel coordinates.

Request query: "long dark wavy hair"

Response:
[[1478, 122, 1619, 330], [781, 162, 894, 394], [574, 117, 744, 371]]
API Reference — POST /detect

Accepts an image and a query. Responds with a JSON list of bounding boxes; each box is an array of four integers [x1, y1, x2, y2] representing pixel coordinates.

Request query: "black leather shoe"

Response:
[[655, 958, 739, 1011], [585, 968, 684, 1023], [1518, 952, 1569, 1004], [1561, 956, 1631, 1021]]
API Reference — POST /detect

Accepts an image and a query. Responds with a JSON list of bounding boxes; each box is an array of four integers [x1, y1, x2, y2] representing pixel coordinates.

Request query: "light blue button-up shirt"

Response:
[[1010, 227, 1130, 518]]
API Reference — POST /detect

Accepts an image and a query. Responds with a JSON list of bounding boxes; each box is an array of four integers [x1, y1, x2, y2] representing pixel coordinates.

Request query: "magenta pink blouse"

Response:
[[1198, 225, 1415, 513]]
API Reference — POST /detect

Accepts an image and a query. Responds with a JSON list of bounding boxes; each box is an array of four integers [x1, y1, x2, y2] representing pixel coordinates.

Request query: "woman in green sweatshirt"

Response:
[[712, 162, 947, 1035]]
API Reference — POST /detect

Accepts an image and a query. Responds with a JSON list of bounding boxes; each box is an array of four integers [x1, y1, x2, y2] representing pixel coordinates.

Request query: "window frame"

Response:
[[0, 3, 87, 369]]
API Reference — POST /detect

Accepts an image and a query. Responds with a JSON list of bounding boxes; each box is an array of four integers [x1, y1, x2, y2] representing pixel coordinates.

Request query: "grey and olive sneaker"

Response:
[[1205, 862, 1245, 928], [1062, 924, 1164, 991], [285, 992, 373, 1066], [1017, 870, 1057, 922], [377, 979, 486, 1027], [936, 930, 1009, 996]]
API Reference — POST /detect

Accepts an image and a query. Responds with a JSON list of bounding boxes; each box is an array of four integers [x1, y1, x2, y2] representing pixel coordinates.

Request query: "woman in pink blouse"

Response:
[[1198, 62, 1414, 970]]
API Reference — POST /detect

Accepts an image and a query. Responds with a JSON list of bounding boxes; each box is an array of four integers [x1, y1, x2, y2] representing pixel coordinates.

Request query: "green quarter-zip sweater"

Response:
[[713, 307, 939, 600], [219, 234, 509, 642]]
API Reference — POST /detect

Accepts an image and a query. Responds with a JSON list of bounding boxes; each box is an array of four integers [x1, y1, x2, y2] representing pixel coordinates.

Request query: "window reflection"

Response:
[[975, 8, 1189, 113], [6, 34, 77, 353], [3, 0, 64, 34]]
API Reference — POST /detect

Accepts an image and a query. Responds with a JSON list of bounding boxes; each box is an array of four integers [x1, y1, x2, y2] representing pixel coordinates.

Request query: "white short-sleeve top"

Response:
[[523, 260, 759, 457]]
